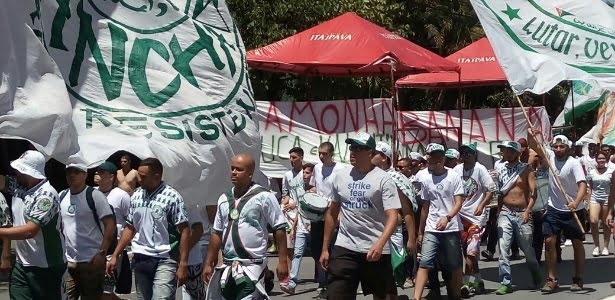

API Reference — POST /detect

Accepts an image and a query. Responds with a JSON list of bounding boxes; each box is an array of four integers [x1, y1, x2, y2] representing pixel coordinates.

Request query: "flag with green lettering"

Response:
[[469, 0, 615, 94], [553, 80, 609, 126], [6, 0, 260, 206]]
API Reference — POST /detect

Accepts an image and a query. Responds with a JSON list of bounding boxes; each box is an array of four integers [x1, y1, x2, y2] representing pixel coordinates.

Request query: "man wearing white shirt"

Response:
[[413, 143, 465, 300], [310, 142, 345, 299], [280, 147, 310, 295], [529, 133, 588, 293], [60, 163, 116, 299], [94, 161, 132, 298]]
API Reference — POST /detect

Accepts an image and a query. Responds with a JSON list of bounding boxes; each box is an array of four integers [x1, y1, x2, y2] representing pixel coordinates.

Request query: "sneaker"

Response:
[[495, 284, 512, 295], [530, 271, 543, 289], [267, 244, 278, 254], [280, 282, 296, 295], [610, 281, 615, 288], [603, 247, 610, 256], [403, 278, 415, 289], [461, 283, 471, 298], [472, 280, 486, 294], [541, 277, 559, 294], [570, 277, 583, 291], [481, 250, 494, 261], [564, 239, 573, 246], [592, 246, 600, 257], [314, 288, 327, 299]]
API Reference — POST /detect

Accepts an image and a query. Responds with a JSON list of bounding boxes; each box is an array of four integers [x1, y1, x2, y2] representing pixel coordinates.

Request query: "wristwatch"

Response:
[[446, 215, 453, 222]]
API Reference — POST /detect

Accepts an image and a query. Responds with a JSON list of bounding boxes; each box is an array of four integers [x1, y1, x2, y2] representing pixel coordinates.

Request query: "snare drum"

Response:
[[300, 193, 328, 221]]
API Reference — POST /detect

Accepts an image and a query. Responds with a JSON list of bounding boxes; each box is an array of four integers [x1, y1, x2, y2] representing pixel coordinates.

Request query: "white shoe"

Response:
[[565, 239, 573, 246], [593, 246, 600, 257], [603, 247, 610, 256]]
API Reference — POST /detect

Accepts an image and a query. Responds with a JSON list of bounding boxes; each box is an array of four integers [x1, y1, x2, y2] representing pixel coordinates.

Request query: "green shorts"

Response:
[[10, 263, 67, 300]]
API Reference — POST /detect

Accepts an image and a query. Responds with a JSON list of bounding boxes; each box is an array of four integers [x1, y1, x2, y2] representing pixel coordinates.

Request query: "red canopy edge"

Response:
[[246, 12, 459, 76], [396, 37, 507, 88]]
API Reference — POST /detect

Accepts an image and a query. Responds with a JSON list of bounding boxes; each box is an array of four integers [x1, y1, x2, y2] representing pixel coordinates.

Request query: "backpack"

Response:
[[60, 186, 118, 255]]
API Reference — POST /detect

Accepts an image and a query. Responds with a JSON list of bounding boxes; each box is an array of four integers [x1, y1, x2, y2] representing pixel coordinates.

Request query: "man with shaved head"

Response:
[[203, 154, 289, 299]]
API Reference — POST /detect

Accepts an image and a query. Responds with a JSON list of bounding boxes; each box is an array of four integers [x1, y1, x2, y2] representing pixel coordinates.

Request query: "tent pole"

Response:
[[391, 63, 398, 167], [570, 81, 576, 140], [457, 71, 463, 148]]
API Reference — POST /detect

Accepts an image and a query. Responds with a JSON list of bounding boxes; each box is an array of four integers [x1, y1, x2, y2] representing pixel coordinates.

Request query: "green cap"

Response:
[[445, 149, 460, 159], [497, 141, 522, 153], [97, 161, 118, 173], [460, 142, 477, 152], [345, 132, 376, 150]]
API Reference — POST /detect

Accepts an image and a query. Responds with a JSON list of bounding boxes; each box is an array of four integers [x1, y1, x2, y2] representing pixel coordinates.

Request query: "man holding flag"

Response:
[[528, 133, 588, 293]]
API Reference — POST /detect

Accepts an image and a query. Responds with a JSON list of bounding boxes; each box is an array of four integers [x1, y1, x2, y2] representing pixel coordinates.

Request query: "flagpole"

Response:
[[570, 81, 576, 140], [515, 95, 585, 233]]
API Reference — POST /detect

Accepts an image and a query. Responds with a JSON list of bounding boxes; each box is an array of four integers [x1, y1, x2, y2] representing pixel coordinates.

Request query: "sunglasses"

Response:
[[349, 145, 372, 152], [460, 151, 475, 157]]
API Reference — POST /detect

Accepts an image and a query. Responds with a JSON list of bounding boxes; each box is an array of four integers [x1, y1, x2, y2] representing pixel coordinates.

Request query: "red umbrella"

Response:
[[396, 37, 507, 88], [246, 12, 459, 76]]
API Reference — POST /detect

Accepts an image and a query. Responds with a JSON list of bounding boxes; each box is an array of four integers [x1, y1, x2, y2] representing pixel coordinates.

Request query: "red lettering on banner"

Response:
[[399, 112, 427, 144], [365, 98, 380, 132], [344, 100, 360, 132], [265, 102, 283, 132], [381, 99, 394, 134], [495, 107, 516, 141], [469, 109, 487, 142], [320, 104, 340, 134], [444, 110, 457, 139], [289, 102, 319, 133]]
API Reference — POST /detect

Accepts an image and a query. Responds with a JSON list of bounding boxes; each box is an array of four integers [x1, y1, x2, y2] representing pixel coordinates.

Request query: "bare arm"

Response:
[[399, 192, 416, 252], [606, 175, 615, 224], [418, 202, 428, 237], [0, 221, 40, 240], [177, 222, 190, 267], [204, 231, 221, 268], [322, 202, 341, 254], [573, 181, 588, 207], [377, 209, 400, 246], [526, 169, 537, 211], [99, 215, 116, 253], [527, 128, 547, 161], [0, 175, 5, 192], [449, 195, 464, 218], [111, 224, 136, 258], [274, 228, 289, 281]]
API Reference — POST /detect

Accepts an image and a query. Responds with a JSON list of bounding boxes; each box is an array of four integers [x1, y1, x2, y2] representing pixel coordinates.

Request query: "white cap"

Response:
[[10, 150, 46, 179], [575, 141, 584, 147], [375, 141, 392, 161], [65, 163, 88, 172], [552, 135, 571, 147], [408, 152, 422, 161]]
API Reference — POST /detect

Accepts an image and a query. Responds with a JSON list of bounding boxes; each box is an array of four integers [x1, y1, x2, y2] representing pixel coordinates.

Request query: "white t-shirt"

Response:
[[127, 183, 188, 258], [212, 184, 286, 260], [547, 150, 586, 211], [282, 169, 308, 233], [99, 187, 131, 239], [186, 207, 206, 266], [331, 167, 401, 254], [61, 187, 113, 263], [419, 169, 465, 233], [534, 166, 549, 212], [310, 162, 345, 201], [453, 162, 496, 226], [8, 178, 65, 267], [580, 154, 597, 173], [587, 168, 614, 203]]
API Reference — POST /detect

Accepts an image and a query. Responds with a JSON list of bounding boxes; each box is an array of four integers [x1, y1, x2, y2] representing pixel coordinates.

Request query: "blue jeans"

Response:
[[418, 232, 462, 271], [133, 254, 177, 300], [289, 231, 309, 288], [497, 210, 539, 286]]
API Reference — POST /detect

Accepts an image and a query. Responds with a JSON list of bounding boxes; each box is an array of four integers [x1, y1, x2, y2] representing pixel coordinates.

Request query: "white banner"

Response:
[[257, 99, 551, 178], [12, 0, 260, 206], [470, 0, 615, 94], [0, 2, 78, 159]]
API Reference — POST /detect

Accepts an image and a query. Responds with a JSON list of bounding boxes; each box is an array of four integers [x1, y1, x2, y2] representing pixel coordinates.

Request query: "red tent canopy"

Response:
[[246, 12, 459, 76], [396, 37, 507, 88]]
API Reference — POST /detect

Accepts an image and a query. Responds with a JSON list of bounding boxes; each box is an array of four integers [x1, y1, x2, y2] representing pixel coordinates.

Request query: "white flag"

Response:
[[0, 2, 78, 159], [18, 0, 260, 206], [470, 0, 615, 94]]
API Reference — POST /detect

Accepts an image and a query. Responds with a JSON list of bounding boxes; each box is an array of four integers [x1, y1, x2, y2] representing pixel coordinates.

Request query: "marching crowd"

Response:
[[0, 127, 614, 300]]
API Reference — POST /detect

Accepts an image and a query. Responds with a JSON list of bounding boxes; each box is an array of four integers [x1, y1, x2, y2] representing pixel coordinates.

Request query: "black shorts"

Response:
[[327, 246, 397, 298], [543, 208, 586, 241], [310, 221, 325, 260]]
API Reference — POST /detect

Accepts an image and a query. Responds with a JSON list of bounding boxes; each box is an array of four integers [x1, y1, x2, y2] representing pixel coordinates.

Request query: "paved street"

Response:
[[1, 239, 615, 299]]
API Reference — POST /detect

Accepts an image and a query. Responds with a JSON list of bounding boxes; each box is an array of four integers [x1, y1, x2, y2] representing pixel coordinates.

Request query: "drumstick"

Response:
[[515, 96, 585, 233]]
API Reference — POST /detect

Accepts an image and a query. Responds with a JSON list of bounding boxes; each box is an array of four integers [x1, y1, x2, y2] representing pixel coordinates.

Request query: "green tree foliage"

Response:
[[228, 0, 575, 131]]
